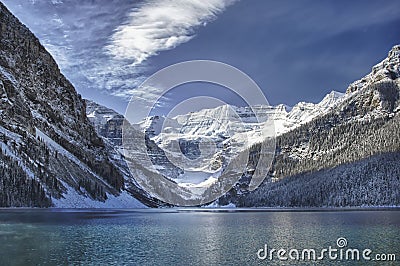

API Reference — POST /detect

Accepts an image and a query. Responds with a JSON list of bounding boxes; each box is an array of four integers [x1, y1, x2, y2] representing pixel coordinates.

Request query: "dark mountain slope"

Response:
[[0, 2, 126, 206]]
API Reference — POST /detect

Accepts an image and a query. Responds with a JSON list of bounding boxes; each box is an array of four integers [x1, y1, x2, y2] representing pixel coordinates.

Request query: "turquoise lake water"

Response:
[[0, 209, 398, 265]]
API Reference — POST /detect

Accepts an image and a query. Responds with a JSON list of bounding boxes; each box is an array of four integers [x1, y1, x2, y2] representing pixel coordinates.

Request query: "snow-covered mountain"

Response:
[[141, 89, 346, 141], [85, 100, 182, 205], [131, 88, 346, 191], [86, 88, 348, 196], [1, 1, 399, 207], [86, 100, 125, 146], [0, 3, 150, 207], [221, 44, 400, 207], [281, 90, 345, 132], [86, 45, 400, 207], [347, 45, 400, 95]]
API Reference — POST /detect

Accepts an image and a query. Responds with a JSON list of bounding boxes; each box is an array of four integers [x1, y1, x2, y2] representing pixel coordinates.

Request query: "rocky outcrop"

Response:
[[85, 100, 183, 185]]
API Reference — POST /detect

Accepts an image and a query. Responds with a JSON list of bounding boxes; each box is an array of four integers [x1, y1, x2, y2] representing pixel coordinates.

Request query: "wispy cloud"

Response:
[[106, 0, 235, 65], [4, 0, 236, 108], [5, 0, 399, 114]]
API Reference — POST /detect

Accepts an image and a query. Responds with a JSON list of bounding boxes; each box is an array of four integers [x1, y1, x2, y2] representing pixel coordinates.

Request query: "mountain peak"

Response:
[[388, 44, 400, 59], [275, 103, 291, 113], [347, 44, 400, 94], [318, 90, 345, 108]]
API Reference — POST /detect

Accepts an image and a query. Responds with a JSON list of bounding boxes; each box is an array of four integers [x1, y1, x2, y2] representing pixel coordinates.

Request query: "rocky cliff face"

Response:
[[85, 100, 183, 197], [86, 100, 125, 147], [0, 2, 142, 207]]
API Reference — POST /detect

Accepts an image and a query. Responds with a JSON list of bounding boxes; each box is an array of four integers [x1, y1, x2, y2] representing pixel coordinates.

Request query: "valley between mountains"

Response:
[[0, 2, 399, 207]]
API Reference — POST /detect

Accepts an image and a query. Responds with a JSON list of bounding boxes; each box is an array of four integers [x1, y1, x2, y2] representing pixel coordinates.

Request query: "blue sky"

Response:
[[3, 0, 400, 115]]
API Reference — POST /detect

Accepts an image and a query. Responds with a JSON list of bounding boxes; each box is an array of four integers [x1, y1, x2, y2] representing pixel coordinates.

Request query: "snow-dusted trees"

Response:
[[241, 152, 400, 207], [222, 80, 400, 207], [0, 149, 51, 207]]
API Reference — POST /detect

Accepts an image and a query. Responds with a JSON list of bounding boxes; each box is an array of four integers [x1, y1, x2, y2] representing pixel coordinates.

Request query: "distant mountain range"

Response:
[[0, 2, 399, 207], [88, 44, 400, 207]]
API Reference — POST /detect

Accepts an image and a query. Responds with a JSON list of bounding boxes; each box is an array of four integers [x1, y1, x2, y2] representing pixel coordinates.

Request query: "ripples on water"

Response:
[[0, 208, 399, 265]]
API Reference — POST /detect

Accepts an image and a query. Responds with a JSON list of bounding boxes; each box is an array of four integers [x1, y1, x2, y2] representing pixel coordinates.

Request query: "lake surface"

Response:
[[0, 208, 399, 265]]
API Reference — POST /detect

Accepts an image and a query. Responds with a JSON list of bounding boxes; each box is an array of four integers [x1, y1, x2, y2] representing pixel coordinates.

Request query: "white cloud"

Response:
[[106, 0, 235, 65]]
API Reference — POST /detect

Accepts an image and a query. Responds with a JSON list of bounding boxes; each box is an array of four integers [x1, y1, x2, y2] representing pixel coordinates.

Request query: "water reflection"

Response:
[[0, 209, 398, 265]]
